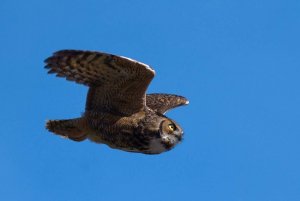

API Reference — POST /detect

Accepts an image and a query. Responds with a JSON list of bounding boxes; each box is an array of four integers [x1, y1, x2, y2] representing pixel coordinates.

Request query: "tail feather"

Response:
[[46, 118, 87, 142]]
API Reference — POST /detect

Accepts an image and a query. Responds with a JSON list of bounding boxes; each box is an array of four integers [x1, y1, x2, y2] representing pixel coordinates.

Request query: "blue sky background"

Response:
[[1, 0, 299, 200]]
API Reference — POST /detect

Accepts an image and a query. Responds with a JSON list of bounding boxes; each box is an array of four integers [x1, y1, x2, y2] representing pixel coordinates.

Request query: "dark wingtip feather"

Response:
[[44, 57, 51, 64], [47, 69, 56, 74], [53, 49, 81, 56]]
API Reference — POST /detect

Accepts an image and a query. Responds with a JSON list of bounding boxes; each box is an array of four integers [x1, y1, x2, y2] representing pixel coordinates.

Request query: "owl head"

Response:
[[159, 118, 183, 149]]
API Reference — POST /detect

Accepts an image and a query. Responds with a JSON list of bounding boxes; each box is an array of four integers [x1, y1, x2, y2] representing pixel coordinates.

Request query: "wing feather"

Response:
[[45, 50, 155, 115], [146, 93, 189, 114]]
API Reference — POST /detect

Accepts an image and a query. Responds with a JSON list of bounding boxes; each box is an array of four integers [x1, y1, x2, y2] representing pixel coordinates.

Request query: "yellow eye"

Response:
[[168, 124, 176, 131]]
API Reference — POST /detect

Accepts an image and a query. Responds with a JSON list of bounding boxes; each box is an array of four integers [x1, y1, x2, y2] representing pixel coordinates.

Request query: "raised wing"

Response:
[[45, 50, 155, 115], [146, 93, 189, 114]]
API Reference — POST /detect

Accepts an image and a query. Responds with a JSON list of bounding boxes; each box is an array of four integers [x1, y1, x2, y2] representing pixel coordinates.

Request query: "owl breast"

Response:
[[112, 137, 169, 154], [88, 129, 168, 154]]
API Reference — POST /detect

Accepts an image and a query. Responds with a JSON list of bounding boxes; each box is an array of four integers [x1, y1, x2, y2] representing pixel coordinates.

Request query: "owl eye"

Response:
[[168, 124, 176, 131]]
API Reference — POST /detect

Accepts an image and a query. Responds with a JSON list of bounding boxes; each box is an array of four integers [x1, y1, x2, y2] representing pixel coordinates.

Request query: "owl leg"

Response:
[[46, 117, 88, 141]]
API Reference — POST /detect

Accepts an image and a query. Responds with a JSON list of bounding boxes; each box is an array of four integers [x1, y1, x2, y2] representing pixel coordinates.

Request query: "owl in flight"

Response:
[[45, 50, 189, 154]]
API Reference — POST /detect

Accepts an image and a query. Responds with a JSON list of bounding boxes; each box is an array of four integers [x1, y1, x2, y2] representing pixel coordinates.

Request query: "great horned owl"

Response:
[[45, 50, 189, 154]]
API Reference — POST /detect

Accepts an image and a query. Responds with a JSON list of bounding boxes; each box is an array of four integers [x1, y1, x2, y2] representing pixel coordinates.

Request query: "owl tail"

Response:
[[46, 117, 88, 142]]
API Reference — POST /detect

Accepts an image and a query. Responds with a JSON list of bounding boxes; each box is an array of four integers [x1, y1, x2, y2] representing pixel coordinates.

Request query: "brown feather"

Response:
[[146, 93, 189, 114]]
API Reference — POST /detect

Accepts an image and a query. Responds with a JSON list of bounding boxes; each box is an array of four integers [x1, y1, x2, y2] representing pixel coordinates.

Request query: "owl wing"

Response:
[[45, 50, 155, 115], [146, 93, 189, 114]]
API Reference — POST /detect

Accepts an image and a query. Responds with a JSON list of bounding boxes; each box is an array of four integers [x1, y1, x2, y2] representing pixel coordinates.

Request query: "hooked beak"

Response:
[[174, 130, 183, 141]]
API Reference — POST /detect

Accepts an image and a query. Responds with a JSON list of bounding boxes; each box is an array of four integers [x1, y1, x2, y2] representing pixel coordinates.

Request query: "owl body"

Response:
[[84, 106, 181, 154], [45, 50, 188, 154]]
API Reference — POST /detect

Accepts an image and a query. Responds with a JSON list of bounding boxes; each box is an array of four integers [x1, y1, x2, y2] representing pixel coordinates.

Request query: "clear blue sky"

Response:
[[1, 0, 299, 200]]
